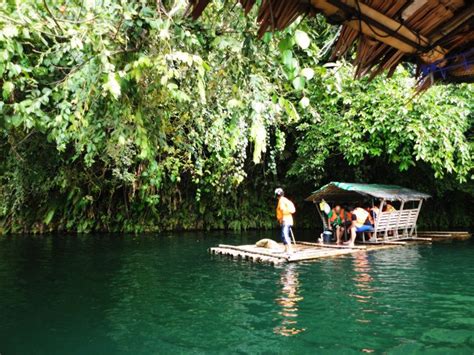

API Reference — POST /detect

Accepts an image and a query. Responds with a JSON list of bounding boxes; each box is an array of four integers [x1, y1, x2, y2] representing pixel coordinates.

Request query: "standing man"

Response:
[[275, 188, 296, 255]]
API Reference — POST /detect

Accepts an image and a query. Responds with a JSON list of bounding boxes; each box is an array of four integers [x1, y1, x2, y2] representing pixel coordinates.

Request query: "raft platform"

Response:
[[210, 240, 419, 265], [209, 231, 471, 265]]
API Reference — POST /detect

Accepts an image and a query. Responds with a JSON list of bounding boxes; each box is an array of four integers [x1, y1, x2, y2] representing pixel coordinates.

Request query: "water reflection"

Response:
[[274, 264, 305, 336], [352, 252, 376, 353], [352, 252, 374, 304], [350, 251, 378, 334]]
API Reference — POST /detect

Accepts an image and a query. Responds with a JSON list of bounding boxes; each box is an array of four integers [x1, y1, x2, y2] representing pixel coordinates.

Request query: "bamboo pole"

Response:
[[297, 241, 367, 250], [395, 201, 405, 238], [217, 244, 288, 260], [315, 201, 328, 230], [373, 199, 384, 242], [290, 228, 297, 245]]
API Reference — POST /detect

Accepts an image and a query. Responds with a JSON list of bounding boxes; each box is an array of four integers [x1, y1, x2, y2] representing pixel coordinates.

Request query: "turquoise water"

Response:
[[0, 231, 473, 354]]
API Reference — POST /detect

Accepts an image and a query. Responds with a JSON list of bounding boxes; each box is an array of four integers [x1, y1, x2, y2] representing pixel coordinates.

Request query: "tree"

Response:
[[0, 1, 472, 233]]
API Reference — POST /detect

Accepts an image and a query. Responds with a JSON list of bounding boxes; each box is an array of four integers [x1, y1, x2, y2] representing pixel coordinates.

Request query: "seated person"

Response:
[[382, 202, 397, 236], [365, 206, 375, 226], [328, 205, 345, 245], [345, 206, 374, 247], [370, 205, 380, 220], [383, 201, 396, 212], [342, 207, 352, 238]]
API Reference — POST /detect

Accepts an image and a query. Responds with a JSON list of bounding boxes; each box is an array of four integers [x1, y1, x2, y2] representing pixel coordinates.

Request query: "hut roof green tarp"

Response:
[[305, 182, 431, 202]]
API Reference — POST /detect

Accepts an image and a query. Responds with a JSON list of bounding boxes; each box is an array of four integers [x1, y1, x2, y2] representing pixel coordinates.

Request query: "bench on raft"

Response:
[[359, 208, 424, 243]]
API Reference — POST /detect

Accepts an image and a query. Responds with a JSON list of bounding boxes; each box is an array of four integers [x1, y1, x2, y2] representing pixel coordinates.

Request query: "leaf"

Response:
[[251, 101, 265, 113], [279, 97, 300, 123], [281, 50, 293, 67], [227, 99, 243, 109], [301, 67, 315, 80], [0, 49, 9, 61], [103, 73, 121, 99], [9, 115, 23, 127], [1, 25, 18, 38], [299, 97, 310, 108], [250, 117, 266, 164], [292, 76, 306, 91], [279, 36, 294, 52], [172, 51, 193, 65], [70, 37, 83, 50], [295, 30, 311, 50], [44, 209, 55, 225], [2, 81, 14, 100]]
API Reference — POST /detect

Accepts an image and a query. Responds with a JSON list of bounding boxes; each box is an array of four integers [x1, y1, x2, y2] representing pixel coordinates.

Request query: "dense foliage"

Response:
[[1, 0, 472, 233]]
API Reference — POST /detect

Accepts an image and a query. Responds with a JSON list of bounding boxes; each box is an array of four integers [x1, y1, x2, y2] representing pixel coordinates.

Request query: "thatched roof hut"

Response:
[[187, 0, 474, 90], [305, 182, 431, 202]]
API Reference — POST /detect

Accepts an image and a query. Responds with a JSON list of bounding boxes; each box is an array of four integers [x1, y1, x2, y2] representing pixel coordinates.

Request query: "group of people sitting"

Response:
[[325, 202, 396, 247]]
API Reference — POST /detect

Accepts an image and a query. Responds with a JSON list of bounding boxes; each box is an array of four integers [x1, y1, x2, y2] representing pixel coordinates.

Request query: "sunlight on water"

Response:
[[274, 264, 305, 337]]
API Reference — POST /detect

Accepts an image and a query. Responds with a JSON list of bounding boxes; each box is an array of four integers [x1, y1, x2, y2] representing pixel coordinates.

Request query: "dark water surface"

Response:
[[0, 231, 473, 354]]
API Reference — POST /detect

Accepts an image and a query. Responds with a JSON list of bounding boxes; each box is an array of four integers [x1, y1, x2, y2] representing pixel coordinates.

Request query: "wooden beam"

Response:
[[401, 0, 431, 21], [297, 241, 367, 250], [311, 0, 447, 62], [417, 231, 471, 235], [217, 244, 288, 260], [363, 240, 408, 245], [399, 237, 432, 242], [429, 3, 474, 44]]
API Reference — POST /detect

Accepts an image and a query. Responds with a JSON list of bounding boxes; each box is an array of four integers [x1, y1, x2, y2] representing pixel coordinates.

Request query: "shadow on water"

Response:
[[0, 231, 473, 354]]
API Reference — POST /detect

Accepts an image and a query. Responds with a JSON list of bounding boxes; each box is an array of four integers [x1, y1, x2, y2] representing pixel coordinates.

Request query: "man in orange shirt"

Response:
[[275, 188, 296, 254]]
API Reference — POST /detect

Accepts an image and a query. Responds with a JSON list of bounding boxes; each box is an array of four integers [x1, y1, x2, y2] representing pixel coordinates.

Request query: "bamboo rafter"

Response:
[[187, 0, 474, 90]]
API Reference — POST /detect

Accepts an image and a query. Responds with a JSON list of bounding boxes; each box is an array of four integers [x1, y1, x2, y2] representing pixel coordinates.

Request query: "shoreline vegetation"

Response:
[[1, 1, 472, 234]]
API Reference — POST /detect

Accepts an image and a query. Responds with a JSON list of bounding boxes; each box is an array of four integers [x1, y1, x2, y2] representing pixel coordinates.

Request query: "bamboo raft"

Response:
[[209, 231, 471, 265], [210, 240, 421, 265]]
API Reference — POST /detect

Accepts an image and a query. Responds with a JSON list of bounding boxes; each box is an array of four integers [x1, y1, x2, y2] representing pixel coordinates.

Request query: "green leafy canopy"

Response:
[[0, 0, 472, 233]]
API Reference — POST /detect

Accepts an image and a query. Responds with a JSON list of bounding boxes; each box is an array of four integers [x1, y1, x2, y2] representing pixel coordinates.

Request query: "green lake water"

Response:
[[0, 231, 473, 354]]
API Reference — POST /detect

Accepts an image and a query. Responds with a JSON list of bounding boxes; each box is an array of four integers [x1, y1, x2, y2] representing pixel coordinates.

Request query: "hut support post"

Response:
[[395, 201, 405, 239], [382, 199, 389, 240], [315, 201, 328, 230], [374, 199, 384, 242], [409, 199, 423, 237]]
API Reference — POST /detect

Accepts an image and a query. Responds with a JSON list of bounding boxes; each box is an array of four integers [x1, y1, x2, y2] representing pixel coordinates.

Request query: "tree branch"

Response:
[[42, 0, 64, 33]]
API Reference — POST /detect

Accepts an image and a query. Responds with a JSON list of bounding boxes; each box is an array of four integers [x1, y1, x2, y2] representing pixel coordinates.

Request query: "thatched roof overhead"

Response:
[[188, 0, 474, 90]]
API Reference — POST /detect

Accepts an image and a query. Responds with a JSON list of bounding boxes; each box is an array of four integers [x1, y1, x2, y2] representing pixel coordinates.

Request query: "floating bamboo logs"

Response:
[[209, 242, 402, 264], [209, 231, 468, 265], [416, 231, 471, 240]]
